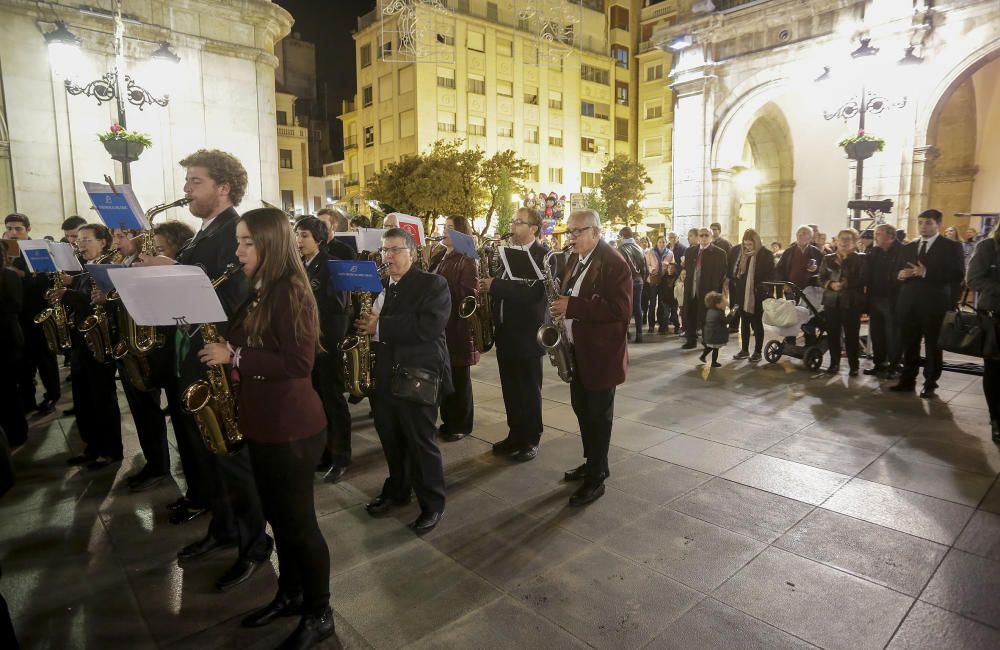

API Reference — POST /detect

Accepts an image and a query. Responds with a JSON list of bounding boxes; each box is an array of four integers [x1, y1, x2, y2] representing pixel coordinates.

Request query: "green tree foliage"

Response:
[[599, 155, 652, 228], [480, 150, 533, 236]]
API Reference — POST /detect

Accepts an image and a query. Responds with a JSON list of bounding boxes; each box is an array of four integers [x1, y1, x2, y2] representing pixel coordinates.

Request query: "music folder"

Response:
[[17, 240, 83, 273], [327, 260, 384, 293], [499, 247, 544, 281], [448, 228, 479, 260], [84, 181, 151, 231], [107, 265, 227, 327], [356, 228, 387, 253], [333, 233, 358, 254], [85, 264, 124, 294]]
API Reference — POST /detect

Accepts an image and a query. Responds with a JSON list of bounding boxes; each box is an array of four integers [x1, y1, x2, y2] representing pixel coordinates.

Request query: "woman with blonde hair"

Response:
[[729, 228, 774, 361]]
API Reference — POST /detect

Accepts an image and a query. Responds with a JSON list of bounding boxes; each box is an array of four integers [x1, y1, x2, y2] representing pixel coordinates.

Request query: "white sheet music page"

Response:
[[107, 265, 227, 326]]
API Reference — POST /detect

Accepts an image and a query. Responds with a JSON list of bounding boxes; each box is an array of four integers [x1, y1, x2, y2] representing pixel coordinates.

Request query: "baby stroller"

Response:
[[760, 281, 829, 371]]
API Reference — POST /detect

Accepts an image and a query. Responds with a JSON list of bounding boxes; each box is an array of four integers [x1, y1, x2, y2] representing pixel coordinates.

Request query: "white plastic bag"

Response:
[[762, 297, 798, 328]]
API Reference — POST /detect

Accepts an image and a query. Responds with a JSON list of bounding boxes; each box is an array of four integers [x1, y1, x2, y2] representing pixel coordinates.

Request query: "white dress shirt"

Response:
[[564, 248, 595, 345]]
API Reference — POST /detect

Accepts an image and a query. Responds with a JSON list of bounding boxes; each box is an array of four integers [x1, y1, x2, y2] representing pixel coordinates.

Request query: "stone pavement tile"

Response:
[[796, 420, 901, 452], [541, 382, 572, 404], [602, 508, 765, 592], [475, 451, 577, 505], [722, 455, 850, 505], [431, 507, 592, 588], [887, 601, 1000, 649], [605, 417, 679, 452], [520, 484, 653, 542], [330, 539, 502, 648], [921, 549, 1000, 627], [737, 409, 816, 435], [317, 505, 418, 576], [644, 435, 755, 476], [408, 596, 589, 650], [947, 391, 989, 409], [688, 418, 793, 452], [472, 401, 509, 428], [509, 546, 701, 650], [765, 434, 884, 475], [313, 481, 369, 517], [647, 597, 816, 650], [604, 455, 710, 505], [714, 547, 913, 650], [858, 455, 995, 507], [822, 479, 974, 545], [887, 438, 1000, 476], [406, 487, 510, 543], [981, 479, 1000, 514], [670, 478, 814, 543], [774, 509, 947, 597], [532, 435, 633, 475], [622, 405, 720, 434], [607, 394, 660, 419], [542, 403, 584, 433]]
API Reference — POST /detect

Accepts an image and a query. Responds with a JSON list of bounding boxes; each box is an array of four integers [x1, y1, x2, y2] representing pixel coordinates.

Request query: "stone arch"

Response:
[[926, 78, 977, 226]]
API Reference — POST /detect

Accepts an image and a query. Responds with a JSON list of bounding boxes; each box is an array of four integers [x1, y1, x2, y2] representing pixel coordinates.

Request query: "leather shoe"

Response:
[[681, 342, 697, 350], [991, 420, 1000, 444], [919, 386, 937, 399], [569, 482, 606, 507], [86, 455, 122, 470], [408, 511, 442, 535], [441, 432, 467, 442], [514, 445, 538, 462], [364, 494, 410, 516], [848, 367, 859, 377], [216, 555, 268, 592], [241, 592, 303, 628], [277, 607, 336, 650], [322, 464, 348, 484], [862, 367, 881, 376], [177, 534, 237, 560], [492, 438, 519, 456], [733, 351, 749, 360], [35, 399, 57, 416], [563, 464, 609, 482], [889, 382, 916, 392], [169, 505, 208, 525]]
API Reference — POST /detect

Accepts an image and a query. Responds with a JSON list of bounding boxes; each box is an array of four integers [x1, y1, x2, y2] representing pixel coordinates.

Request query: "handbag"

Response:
[[938, 304, 999, 358], [390, 365, 441, 407]]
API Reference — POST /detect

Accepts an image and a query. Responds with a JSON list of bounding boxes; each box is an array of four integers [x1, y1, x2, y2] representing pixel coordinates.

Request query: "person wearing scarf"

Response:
[[818, 228, 869, 376], [730, 229, 774, 361]]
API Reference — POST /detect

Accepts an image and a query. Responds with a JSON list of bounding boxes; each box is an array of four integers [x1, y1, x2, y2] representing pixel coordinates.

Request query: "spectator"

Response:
[[858, 229, 874, 253], [0, 248, 26, 448], [348, 215, 370, 231], [699, 291, 729, 368], [818, 229, 868, 376], [681, 228, 727, 350], [770, 241, 782, 261], [730, 229, 774, 361], [661, 261, 681, 334], [776, 225, 823, 291], [962, 226, 978, 267], [617, 227, 648, 344], [709, 222, 732, 254], [667, 231, 687, 267], [964, 224, 1000, 443], [646, 236, 673, 334], [943, 226, 960, 241], [865, 224, 904, 377]]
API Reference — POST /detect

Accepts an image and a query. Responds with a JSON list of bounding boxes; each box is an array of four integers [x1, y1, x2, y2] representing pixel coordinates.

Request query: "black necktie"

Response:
[[563, 259, 591, 296], [918, 240, 927, 262]]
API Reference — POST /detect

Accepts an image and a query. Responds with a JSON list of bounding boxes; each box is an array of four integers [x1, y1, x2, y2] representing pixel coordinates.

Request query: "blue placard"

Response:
[[89, 191, 145, 231], [448, 228, 479, 260], [327, 260, 384, 293], [86, 263, 124, 294], [24, 248, 57, 273]]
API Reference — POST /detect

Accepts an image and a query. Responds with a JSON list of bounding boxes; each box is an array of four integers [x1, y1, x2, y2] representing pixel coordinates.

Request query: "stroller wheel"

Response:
[[763, 340, 782, 364], [803, 346, 824, 371]]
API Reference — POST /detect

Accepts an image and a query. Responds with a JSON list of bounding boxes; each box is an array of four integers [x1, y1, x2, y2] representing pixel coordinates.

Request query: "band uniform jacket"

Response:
[[373, 267, 453, 402], [683, 244, 728, 298], [0, 266, 24, 350], [13, 254, 51, 328], [228, 280, 326, 444], [818, 252, 868, 312], [896, 236, 965, 315], [488, 240, 547, 360], [561, 239, 632, 391], [304, 249, 351, 351], [434, 250, 480, 367]]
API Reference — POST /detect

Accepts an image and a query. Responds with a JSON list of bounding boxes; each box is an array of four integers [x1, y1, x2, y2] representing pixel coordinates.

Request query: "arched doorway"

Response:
[[0, 69, 14, 216]]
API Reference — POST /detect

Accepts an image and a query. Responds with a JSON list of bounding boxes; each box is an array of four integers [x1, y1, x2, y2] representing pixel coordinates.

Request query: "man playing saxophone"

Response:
[[480, 207, 549, 462]]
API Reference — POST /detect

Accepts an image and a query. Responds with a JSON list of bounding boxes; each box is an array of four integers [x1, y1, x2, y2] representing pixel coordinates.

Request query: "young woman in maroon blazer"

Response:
[[198, 207, 334, 649]]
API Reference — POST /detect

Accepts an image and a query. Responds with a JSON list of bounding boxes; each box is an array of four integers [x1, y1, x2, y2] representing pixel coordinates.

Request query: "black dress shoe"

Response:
[[216, 556, 268, 592], [35, 399, 56, 415], [86, 455, 123, 470], [569, 482, 606, 507], [278, 607, 336, 650], [919, 386, 937, 399], [862, 367, 881, 376], [177, 534, 237, 560], [563, 464, 609, 482], [733, 351, 749, 360], [408, 511, 442, 535], [848, 367, 859, 377], [62, 407, 76, 416], [364, 494, 410, 516], [492, 438, 520, 455], [824, 365, 840, 375], [323, 464, 348, 483], [991, 420, 1000, 444], [129, 472, 168, 493], [681, 342, 697, 350], [890, 382, 916, 392], [241, 592, 303, 628], [514, 445, 538, 462], [170, 505, 208, 525], [441, 432, 467, 442]]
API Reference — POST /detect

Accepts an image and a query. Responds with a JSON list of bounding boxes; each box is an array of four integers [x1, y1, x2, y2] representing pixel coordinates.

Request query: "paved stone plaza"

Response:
[[2, 333, 1000, 649]]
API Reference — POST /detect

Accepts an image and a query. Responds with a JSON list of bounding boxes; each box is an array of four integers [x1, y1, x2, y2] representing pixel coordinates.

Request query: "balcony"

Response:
[[715, 0, 769, 12], [277, 125, 307, 139], [342, 99, 356, 114], [344, 136, 358, 150], [344, 174, 360, 187]]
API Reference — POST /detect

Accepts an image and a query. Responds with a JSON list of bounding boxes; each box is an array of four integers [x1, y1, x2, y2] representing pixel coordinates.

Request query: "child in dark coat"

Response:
[[699, 291, 729, 368]]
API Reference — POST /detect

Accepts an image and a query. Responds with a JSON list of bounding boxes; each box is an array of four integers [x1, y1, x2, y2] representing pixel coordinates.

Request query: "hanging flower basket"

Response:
[[98, 124, 152, 163], [838, 131, 885, 161]]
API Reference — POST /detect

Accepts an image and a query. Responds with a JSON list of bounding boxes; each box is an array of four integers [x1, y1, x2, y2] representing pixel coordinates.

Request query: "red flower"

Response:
[[110, 124, 123, 133], [858, 129, 865, 136]]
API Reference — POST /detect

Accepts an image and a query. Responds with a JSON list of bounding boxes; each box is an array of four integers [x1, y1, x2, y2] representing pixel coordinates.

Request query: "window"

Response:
[[615, 117, 629, 142], [363, 126, 374, 147], [362, 85, 373, 107], [364, 163, 375, 182], [645, 63, 663, 82], [498, 121, 514, 138], [548, 129, 563, 147], [497, 80, 513, 97], [581, 101, 595, 118], [548, 167, 563, 184], [645, 101, 663, 120], [644, 136, 662, 157], [379, 116, 394, 143], [468, 115, 486, 136], [398, 65, 414, 94], [615, 81, 629, 106], [360, 44, 372, 68], [581, 136, 596, 153], [610, 6, 629, 31], [580, 64, 609, 85], [438, 111, 457, 132], [525, 125, 539, 144], [436, 32, 455, 46], [548, 90, 563, 110], [581, 171, 602, 188], [528, 164, 539, 181], [378, 39, 393, 59], [281, 190, 294, 212], [400, 109, 415, 138], [581, 101, 610, 120], [611, 45, 629, 69], [276, 110, 288, 126], [518, 17, 530, 32], [524, 87, 539, 105], [379, 74, 393, 100], [487, 1, 498, 21], [497, 38, 512, 57], [279, 149, 293, 169], [468, 75, 485, 95], [467, 31, 484, 52], [437, 67, 455, 89], [380, 158, 393, 170]]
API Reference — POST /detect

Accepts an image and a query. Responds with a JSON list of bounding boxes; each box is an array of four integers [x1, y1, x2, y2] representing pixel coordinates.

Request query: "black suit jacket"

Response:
[[373, 267, 453, 402], [489, 241, 547, 360], [896, 236, 965, 315], [304, 249, 351, 350], [0, 267, 24, 350], [13, 254, 50, 325], [683, 244, 727, 298], [818, 252, 868, 312], [866, 241, 904, 299]]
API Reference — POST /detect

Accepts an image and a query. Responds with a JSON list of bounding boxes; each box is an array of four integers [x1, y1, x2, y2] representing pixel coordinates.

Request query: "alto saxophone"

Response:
[[181, 263, 244, 455], [536, 244, 576, 383], [339, 290, 374, 398], [35, 273, 74, 354], [77, 249, 122, 363], [458, 235, 509, 353]]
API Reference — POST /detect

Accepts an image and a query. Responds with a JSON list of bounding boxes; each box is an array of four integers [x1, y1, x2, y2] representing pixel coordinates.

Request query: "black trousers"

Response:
[[899, 307, 946, 388], [0, 565, 16, 650], [630, 280, 644, 338], [497, 354, 543, 447], [17, 321, 60, 409], [69, 347, 122, 458], [0, 349, 28, 447], [868, 295, 901, 368], [312, 351, 352, 467], [825, 308, 862, 370], [120, 371, 170, 476], [684, 296, 707, 344], [440, 364, 474, 436], [738, 308, 764, 354], [645, 282, 660, 329], [983, 358, 1000, 421], [247, 432, 329, 615], [659, 283, 679, 331], [163, 376, 206, 506], [569, 376, 615, 483], [373, 392, 446, 514]]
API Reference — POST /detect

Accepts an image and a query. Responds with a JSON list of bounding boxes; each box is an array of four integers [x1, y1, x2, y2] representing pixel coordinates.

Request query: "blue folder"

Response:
[[328, 260, 384, 293]]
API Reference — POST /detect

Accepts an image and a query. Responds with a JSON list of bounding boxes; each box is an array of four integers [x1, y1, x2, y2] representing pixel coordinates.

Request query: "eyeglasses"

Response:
[[76, 238, 96, 245], [566, 226, 595, 237], [379, 246, 411, 256], [512, 219, 534, 227]]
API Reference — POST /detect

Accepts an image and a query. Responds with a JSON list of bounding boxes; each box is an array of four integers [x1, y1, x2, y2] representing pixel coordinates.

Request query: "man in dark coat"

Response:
[[681, 228, 727, 349], [864, 223, 905, 377]]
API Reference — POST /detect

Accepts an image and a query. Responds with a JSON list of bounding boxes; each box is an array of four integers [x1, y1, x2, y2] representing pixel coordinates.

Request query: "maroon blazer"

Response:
[[562, 239, 632, 390], [228, 279, 326, 443], [435, 249, 480, 367]]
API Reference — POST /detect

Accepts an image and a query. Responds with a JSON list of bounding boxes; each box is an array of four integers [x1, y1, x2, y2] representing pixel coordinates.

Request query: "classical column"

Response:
[[907, 145, 939, 232], [669, 53, 715, 236], [710, 167, 735, 232]]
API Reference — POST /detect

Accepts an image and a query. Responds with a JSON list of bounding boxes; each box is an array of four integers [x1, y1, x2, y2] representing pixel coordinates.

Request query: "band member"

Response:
[[57, 224, 123, 469], [358, 228, 450, 534], [294, 216, 355, 482], [680, 228, 727, 350], [483, 207, 547, 461], [0, 246, 27, 448], [549, 210, 631, 506], [152, 221, 196, 260], [348, 215, 371, 231], [139, 150, 270, 590], [199, 208, 334, 648], [433, 216, 479, 441], [5, 213, 61, 415]]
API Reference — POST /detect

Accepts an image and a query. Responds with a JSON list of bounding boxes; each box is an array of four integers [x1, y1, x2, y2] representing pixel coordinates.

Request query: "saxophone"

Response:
[[181, 264, 244, 455], [339, 290, 374, 398], [35, 273, 73, 354], [458, 235, 509, 353], [536, 244, 576, 383], [77, 250, 122, 363]]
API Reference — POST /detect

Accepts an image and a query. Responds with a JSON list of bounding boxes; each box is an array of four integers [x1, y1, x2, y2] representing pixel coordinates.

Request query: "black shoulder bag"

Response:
[[390, 365, 441, 407], [939, 239, 1000, 358]]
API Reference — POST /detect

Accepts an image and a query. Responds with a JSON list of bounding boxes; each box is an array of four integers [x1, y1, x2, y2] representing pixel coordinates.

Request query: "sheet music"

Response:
[[356, 228, 387, 253], [108, 265, 227, 326], [50, 242, 84, 272], [84, 181, 150, 231]]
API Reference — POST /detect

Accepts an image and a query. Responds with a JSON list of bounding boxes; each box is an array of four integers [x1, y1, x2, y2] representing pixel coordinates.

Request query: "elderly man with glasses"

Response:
[[680, 228, 728, 350]]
